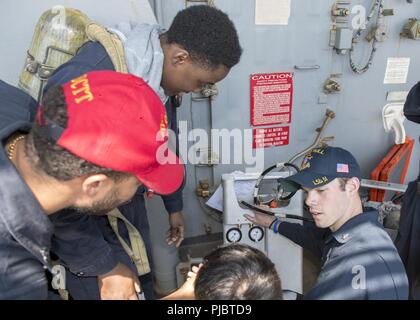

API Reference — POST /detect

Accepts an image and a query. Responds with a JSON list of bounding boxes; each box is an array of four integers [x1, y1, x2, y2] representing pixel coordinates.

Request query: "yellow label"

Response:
[[70, 74, 94, 104], [311, 148, 325, 155], [312, 176, 328, 185], [160, 114, 168, 138], [301, 158, 311, 170]]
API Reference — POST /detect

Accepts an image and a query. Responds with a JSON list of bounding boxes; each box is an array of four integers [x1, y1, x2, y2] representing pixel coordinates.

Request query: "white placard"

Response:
[[386, 91, 409, 102], [255, 0, 291, 25], [206, 175, 256, 212], [384, 57, 410, 84]]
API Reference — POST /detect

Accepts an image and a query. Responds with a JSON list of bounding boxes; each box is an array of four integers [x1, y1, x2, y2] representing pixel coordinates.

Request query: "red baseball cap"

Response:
[[37, 70, 184, 195]]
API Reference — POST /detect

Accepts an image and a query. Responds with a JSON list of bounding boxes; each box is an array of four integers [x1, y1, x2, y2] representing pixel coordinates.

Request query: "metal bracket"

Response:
[[324, 78, 341, 94], [361, 179, 407, 193], [331, 1, 351, 24]]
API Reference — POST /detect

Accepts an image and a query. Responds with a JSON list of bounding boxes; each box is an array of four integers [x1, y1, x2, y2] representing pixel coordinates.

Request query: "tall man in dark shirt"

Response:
[[45, 5, 242, 299], [395, 81, 420, 299]]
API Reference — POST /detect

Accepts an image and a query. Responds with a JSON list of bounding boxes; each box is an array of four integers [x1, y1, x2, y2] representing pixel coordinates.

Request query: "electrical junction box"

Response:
[[222, 172, 304, 294], [334, 27, 353, 51]]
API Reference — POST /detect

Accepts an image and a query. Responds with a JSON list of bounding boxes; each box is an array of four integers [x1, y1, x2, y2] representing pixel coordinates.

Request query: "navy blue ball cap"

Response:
[[285, 146, 362, 190], [404, 81, 420, 124]]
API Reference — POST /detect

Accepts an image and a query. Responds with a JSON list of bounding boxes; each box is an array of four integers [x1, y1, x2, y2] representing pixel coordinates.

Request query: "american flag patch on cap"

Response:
[[337, 163, 349, 173]]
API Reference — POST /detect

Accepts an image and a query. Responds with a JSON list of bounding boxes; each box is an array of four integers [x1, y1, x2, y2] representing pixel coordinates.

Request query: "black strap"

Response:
[[38, 116, 65, 142], [240, 200, 314, 222]]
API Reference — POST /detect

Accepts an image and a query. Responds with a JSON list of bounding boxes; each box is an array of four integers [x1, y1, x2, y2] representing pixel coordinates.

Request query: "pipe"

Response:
[[288, 108, 335, 164]]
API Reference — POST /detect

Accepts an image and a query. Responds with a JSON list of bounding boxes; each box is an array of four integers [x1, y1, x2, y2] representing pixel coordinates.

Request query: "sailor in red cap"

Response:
[[0, 70, 184, 299]]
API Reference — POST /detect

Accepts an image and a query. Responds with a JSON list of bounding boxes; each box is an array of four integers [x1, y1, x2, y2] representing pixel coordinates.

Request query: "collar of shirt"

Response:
[[325, 211, 379, 245], [0, 125, 54, 268]]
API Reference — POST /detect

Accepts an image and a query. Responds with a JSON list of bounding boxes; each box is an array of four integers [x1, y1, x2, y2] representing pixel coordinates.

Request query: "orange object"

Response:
[[369, 144, 401, 201], [370, 137, 415, 202], [269, 200, 278, 208]]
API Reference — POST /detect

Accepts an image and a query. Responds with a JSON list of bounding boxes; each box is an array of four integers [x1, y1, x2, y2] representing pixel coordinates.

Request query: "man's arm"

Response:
[[44, 42, 113, 92], [278, 221, 327, 259], [0, 80, 37, 124], [97, 262, 140, 300], [366, 254, 409, 300], [49, 210, 119, 276], [162, 189, 185, 247], [51, 212, 140, 300], [161, 264, 201, 300], [244, 211, 327, 259], [162, 96, 186, 247], [303, 257, 358, 300], [304, 254, 407, 300]]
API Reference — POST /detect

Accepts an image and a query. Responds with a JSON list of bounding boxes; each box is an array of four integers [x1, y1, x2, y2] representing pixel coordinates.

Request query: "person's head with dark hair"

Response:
[[165, 5, 241, 69], [13, 70, 184, 216], [195, 244, 282, 300], [162, 244, 282, 300], [160, 5, 242, 97]]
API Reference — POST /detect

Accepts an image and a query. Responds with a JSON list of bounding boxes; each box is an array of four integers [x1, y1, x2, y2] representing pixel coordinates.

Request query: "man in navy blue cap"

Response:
[[246, 146, 409, 299]]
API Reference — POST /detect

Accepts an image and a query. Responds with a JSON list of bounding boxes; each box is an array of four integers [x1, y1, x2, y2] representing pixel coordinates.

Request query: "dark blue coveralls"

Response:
[[279, 211, 409, 299]]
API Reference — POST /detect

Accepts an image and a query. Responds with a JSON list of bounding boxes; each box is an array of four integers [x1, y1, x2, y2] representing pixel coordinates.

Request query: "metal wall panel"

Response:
[[168, 0, 420, 239]]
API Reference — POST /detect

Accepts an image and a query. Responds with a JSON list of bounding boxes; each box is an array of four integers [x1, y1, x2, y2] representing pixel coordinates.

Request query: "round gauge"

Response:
[[226, 227, 242, 243], [248, 226, 264, 242]]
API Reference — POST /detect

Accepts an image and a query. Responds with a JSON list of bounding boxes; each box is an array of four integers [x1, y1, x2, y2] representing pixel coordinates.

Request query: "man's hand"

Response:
[[244, 207, 277, 228], [166, 211, 185, 247], [162, 264, 202, 300], [97, 262, 140, 300]]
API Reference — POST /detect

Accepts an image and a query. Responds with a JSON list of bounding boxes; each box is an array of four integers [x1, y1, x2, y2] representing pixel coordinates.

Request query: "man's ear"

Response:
[[172, 48, 189, 66], [81, 174, 112, 197], [346, 177, 360, 195]]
